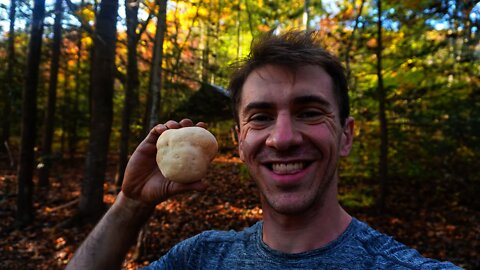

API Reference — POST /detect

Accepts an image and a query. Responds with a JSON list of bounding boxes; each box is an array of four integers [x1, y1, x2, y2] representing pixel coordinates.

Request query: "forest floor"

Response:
[[0, 154, 479, 269]]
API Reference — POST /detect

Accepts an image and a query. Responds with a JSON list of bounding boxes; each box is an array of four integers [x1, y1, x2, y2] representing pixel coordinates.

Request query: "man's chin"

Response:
[[262, 195, 318, 216]]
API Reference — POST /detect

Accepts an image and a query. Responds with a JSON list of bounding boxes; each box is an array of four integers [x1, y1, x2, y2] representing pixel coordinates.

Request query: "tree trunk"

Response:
[[376, 0, 388, 213], [344, 0, 365, 81], [135, 0, 167, 257], [16, 0, 46, 227], [2, 0, 16, 155], [202, 3, 211, 83], [244, 0, 254, 37], [60, 58, 69, 155], [144, 0, 167, 132], [39, 0, 63, 187], [303, 0, 310, 30], [169, 4, 200, 84], [116, 0, 140, 189], [79, 0, 118, 223], [68, 26, 84, 163]]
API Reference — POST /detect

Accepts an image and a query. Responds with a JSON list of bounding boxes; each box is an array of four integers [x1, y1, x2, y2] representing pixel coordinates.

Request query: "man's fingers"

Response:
[[164, 120, 181, 129], [179, 118, 194, 127], [145, 124, 169, 144], [148, 119, 200, 138], [196, 121, 207, 129], [169, 180, 208, 196], [143, 178, 208, 204]]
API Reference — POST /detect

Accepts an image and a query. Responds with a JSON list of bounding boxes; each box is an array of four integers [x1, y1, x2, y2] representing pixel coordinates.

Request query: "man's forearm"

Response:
[[66, 192, 155, 270]]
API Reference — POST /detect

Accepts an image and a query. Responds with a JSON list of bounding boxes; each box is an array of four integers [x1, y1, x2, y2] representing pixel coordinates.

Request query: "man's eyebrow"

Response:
[[242, 101, 275, 113], [293, 95, 332, 108]]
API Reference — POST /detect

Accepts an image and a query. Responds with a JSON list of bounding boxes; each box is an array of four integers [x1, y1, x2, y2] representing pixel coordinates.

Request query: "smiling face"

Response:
[[237, 64, 354, 216]]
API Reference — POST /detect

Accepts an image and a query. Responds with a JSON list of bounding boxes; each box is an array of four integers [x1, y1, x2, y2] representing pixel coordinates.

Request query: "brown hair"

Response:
[[228, 30, 350, 126]]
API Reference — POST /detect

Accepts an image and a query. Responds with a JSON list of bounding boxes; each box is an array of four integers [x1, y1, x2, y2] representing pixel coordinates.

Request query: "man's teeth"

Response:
[[271, 162, 304, 174]]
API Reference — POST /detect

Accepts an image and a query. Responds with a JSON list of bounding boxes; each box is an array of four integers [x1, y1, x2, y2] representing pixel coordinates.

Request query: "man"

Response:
[[66, 30, 461, 269]]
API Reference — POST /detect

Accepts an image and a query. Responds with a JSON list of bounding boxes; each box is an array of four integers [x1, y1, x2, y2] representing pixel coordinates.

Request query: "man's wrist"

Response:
[[113, 192, 156, 222]]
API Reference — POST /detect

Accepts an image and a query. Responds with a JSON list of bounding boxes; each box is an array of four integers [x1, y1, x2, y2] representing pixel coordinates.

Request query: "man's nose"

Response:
[[265, 114, 302, 151]]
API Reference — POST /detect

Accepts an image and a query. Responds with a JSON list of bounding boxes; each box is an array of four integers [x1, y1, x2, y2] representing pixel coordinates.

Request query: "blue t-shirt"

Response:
[[143, 218, 461, 269]]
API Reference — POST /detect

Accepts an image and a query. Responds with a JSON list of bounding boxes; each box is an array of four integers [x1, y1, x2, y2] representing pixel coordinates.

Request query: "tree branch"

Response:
[[345, 0, 365, 80], [136, 4, 154, 42], [64, 0, 94, 35]]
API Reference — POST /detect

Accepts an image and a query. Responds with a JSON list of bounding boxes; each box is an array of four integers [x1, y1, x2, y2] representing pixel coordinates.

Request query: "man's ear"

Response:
[[235, 125, 245, 161], [340, 117, 354, 157]]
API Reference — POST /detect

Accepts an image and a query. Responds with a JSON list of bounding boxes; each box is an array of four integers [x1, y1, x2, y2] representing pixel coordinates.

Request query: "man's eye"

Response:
[[250, 114, 273, 123], [297, 110, 323, 119]]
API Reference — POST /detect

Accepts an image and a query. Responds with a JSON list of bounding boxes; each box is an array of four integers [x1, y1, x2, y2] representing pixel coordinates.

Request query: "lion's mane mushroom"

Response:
[[156, 126, 218, 183]]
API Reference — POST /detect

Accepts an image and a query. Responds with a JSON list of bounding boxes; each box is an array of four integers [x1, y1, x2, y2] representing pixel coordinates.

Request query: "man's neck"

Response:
[[261, 193, 352, 254]]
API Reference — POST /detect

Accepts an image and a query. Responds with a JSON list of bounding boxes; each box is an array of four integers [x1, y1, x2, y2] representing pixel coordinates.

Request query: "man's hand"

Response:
[[66, 119, 209, 270], [121, 118, 208, 205]]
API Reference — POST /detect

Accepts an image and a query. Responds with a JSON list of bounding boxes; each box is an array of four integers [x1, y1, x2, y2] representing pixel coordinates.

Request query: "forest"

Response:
[[0, 0, 479, 269]]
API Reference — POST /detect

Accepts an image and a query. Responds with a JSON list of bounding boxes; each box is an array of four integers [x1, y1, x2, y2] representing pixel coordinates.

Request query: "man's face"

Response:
[[237, 64, 354, 215]]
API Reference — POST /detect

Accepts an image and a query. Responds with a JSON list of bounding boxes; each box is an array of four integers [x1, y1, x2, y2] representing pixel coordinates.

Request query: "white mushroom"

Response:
[[156, 126, 218, 183]]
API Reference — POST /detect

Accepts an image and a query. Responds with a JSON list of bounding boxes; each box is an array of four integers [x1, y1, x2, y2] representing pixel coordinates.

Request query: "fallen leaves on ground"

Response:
[[0, 156, 478, 269]]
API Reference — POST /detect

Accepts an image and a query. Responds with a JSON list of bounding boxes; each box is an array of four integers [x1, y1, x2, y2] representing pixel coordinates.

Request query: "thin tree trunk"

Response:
[[116, 0, 140, 189], [2, 0, 16, 154], [135, 1, 166, 258], [79, 0, 118, 223], [344, 0, 365, 81], [202, 3, 211, 83], [39, 0, 63, 187], [303, 0, 310, 30], [376, 0, 388, 213], [244, 0, 254, 37], [144, 0, 167, 132], [60, 57, 69, 155], [69, 25, 83, 162], [169, 3, 200, 84], [16, 0, 46, 226]]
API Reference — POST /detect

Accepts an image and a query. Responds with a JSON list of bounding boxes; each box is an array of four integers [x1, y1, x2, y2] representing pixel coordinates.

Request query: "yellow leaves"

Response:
[[81, 7, 95, 22], [63, 39, 78, 57], [83, 35, 93, 47], [340, 3, 355, 20], [166, 9, 176, 25], [145, 19, 157, 35], [197, 5, 210, 18], [143, 0, 157, 10], [425, 30, 445, 42], [175, 1, 200, 21], [400, 58, 418, 72], [75, 4, 95, 25]]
